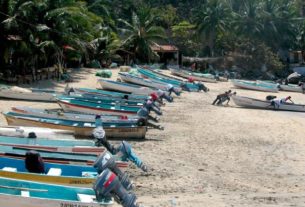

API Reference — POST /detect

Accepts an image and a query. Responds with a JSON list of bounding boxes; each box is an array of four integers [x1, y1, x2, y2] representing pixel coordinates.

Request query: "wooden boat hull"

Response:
[[5, 115, 147, 139], [232, 80, 279, 92], [232, 95, 305, 112], [170, 69, 217, 83], [98, 79, 156, 95]]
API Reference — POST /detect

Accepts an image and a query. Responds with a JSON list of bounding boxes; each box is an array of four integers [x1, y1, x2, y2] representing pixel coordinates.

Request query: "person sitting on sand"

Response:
[[212, 90, 231, 105]]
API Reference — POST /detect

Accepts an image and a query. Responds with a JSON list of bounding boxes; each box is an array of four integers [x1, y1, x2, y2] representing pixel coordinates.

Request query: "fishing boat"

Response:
[[58, 99, 140, 116], [59, 94, 144, 106], [0, 157, 100, 186], [137, 68, 200, 91], [12, 106, 141, 124], [98, 79, 156, 95], [0, 145, 99, 164], [0, 135, 104, 154], [231, 79, 279, 92], [0, 176, 113, 207], [232, 95, 305, 112], [119, 72, 180, 92], [4, 112, 147, 139], [279, 84, 303, 93], [72, 87, 148, 100], [170, 68, 217, 83], [0, 135, 96, 147], [0, 126, 74, 139], [0, 86, 60, 102]]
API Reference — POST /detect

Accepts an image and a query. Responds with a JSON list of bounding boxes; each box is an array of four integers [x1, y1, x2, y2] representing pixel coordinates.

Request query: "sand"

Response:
[[1, 68, 305, 206]]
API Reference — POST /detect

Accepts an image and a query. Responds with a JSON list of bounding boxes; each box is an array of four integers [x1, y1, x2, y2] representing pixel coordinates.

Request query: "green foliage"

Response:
[[119, 6, 166, 62], [232, 38, 284, 78], [172, 21, 199, 56], [0, 0, 304, 79]]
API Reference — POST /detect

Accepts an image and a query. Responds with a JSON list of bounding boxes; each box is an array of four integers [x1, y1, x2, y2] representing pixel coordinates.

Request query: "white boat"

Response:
[[170, 68, 217, 83], [0, 86, 59, 101], [0, 126, 75, 139], [11, 106, 140, 123], [98, 79, 156, 95], [232, 95, 305, 112], [232, 79, 279, 93], [279, 84, 303, 93], [119, 72, 181, 92]]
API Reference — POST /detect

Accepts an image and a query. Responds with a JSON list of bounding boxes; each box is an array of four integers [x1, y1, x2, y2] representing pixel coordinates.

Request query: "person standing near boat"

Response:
[[298, 82, 305, 94], [271, 96, 294, 109], [280, 96, 294, 104]]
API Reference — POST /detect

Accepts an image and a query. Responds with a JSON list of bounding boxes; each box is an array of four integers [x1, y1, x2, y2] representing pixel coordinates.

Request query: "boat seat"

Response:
[[2, 167, 17, 172], [77, 194, 95, 202], [47, 168, 62, 176], [81, 171, 98, 178], [21, 191, 30, 197], [84, 123, 92, 127]]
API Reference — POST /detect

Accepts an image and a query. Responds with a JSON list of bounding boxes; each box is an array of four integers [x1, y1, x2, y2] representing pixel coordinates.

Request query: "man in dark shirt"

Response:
[[212, 90, 231, 105]]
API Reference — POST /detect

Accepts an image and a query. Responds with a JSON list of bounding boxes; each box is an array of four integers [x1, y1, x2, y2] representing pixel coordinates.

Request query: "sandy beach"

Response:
[[2, 68, 305, 207]]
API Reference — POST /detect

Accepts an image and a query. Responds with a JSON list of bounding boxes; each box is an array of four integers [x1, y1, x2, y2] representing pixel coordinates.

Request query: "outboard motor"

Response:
[[94, 169, 140, 207], [157, 89, 173, 103], [167, 84, 181, 96], [94, 151, 133, 190], [197, 82, 209, 92], [137, 107, 160, 123], [25, 150, 45, 174], [180, 82, 191, 92], [266, 95, 277, 101], [144, 100, 162, 116]]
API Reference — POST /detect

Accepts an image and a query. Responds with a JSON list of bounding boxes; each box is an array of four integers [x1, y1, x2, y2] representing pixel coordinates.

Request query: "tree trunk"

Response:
[[0, 1, 9, 70]]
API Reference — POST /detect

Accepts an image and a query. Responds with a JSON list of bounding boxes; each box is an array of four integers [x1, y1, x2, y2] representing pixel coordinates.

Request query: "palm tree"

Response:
[[194, 0, 231, 56], [119, 7, 166, 62], [232, 0, 264, 40]]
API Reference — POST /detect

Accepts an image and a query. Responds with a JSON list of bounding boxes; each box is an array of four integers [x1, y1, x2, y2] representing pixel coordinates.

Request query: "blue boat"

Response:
[[58, 95, 144, 106], [0, 176, 112, 206], [0, 145, 98, 164], [0, 135, 95, 147], [138, 68, 200, 91], [0, 156, 99, 186]]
